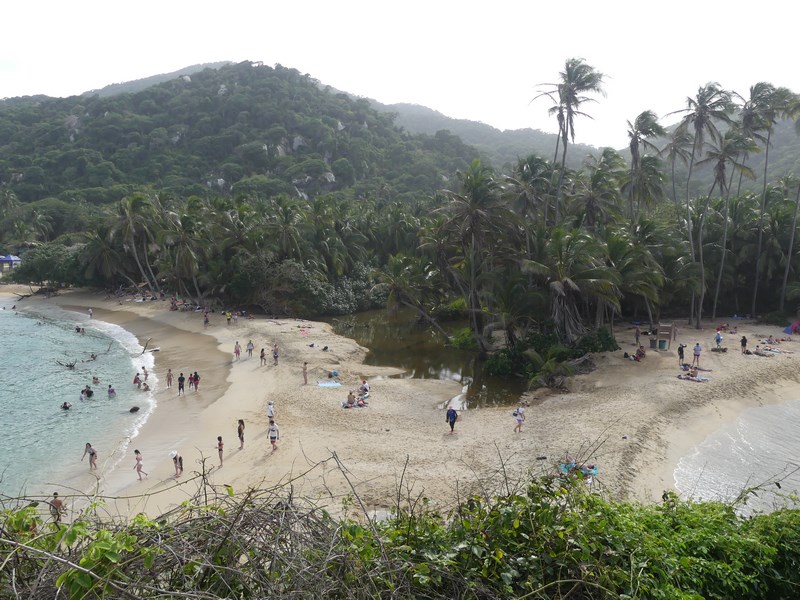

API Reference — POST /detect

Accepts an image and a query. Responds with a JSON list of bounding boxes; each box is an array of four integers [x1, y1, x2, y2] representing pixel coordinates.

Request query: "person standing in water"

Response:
[[81, 443, 98, 470], [234, 341, 241, 361], [177, 372, 185, 395], [133, 449, 148, 480], [166, 368, 173, 388], [193, 371, 200, 392]]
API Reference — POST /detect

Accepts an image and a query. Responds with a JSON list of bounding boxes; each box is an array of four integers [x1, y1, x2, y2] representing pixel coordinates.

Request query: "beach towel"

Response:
[[559, 463, 598, 476], [317, 381, 342, 388]]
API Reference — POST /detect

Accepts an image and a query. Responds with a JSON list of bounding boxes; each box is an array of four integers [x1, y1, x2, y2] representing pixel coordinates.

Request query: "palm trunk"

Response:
[[779, 183, 800, 312], [555, 128, 569, 224], [685, 132, 700, 326], [711, 165, 739, 321], [695, 180, 718, 328], [751, 129, 772, 317], [142, 241, 161, 295], [129, 243, 154, 294]]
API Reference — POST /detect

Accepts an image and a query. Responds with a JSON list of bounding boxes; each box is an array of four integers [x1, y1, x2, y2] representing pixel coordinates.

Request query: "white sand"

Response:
[[9, 285, 799, 517]]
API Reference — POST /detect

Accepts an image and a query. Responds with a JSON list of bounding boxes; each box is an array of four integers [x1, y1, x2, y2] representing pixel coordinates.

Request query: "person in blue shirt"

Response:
[[446, 406, 458, 434]]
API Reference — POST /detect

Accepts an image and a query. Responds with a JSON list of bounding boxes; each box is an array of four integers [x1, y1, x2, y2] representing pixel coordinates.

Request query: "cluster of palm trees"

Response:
[[6, 58, 800, 359]]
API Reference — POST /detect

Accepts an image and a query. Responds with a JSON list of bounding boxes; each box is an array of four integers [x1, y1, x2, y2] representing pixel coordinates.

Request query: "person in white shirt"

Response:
[[268, 419, 279, 452]]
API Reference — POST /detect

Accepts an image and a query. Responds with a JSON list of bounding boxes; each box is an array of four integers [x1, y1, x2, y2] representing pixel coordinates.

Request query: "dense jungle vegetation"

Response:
[[4, 58, 800, 360]]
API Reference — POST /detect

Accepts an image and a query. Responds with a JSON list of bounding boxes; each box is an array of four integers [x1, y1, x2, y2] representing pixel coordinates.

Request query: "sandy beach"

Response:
[[6, 284, 800, 518]]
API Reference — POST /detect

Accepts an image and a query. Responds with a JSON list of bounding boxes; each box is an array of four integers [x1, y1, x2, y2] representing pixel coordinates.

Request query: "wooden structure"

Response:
[[656, 322, 675, 350]]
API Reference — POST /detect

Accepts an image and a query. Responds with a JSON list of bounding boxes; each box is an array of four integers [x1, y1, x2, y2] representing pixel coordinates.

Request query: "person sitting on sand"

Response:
[[634, 345, 646, 361], [753, 345, 772, 357], [346, 390, 356, 407], [358, 379, 370, 397]]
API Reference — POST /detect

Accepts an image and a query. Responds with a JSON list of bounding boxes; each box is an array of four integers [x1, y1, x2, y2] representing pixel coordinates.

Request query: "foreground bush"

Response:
[[1, 475, 798, 598]]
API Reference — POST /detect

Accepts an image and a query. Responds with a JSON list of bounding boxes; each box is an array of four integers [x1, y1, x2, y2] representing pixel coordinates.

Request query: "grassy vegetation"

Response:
[[2, 457, 798, 598]]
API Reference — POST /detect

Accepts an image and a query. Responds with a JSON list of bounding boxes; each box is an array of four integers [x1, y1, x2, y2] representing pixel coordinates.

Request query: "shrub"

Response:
[[761, 311, 791, 326], [576, 327, 621, 354], [451, 327, 477, 351]]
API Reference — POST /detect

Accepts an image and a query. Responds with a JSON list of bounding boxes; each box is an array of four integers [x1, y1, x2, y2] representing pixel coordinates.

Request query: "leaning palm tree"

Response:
[[626, 110, 667, 220], [751, 86, 798, 317], [535, 58, 605, 224], [660, 128, 693, 206], [669, 83, 736, 325]]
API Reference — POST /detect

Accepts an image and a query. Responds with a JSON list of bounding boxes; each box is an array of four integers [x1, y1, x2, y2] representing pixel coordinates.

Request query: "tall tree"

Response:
[[536, 58, 605, 224], [779, 176, 800, 312], [670, 83, 736, 326], [626, 110, 667, 221], [751, 86, 797, 316]]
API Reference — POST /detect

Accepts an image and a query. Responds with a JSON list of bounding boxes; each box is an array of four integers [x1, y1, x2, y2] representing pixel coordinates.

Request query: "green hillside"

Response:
[[374, 101, 598, 170], [0, 61, 478, 206]]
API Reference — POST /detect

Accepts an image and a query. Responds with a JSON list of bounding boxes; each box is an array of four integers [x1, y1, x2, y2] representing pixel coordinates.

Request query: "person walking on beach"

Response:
[[142, 366, 149, 382], [677, 344, 685, 366], [225, 311, 232, 325], [48, 492, 64, 522], [166, 368, 173, 388], [273, 344, 279, 366], [88, 307, 93, 319], [193, 371, 200, 392], [237, 419, 245, 450], [260, 348, 266, 366], [268, 419, 279, 452], [246, 340, 254, 358], [634, 326, 640, 346], [217, 436, 224, 466], [188, 372, 195, 391], [133, 373, 141, 389], [203, 313, 209, 328], [177, 372, 186, 395], [133, 449, 148, 480], [446, 406, 458, 434], [692, 342, 702, 367], [234, 341, 241, 361], [513, 403, 527, 434], [302, 362, 308, 385], [267, 400, 275, 420], [741, 335, 748, 354], [81, 442, 98, 470], [170, 450, 183, 478]]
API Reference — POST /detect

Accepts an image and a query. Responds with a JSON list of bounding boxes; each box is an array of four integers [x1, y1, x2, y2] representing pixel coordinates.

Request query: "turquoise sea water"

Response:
[[0, 298, 156, 498], [674, 400, 800, 513]]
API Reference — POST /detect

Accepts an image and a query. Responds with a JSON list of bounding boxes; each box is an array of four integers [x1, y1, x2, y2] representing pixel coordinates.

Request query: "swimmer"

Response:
[[108, 384, 116, 398], [61, 401, 72, 410]]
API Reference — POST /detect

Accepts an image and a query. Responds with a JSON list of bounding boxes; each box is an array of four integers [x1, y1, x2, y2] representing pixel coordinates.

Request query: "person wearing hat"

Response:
[[267, 400, 275, 419], [48, 492, 64, 522], [677, 343, 685, 366], [170, 451, 183, 478]]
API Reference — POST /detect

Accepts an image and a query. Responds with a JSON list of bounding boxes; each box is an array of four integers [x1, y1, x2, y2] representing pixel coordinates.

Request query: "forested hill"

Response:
[[373, 101, 598, 170], [0, 61, 479, 205]]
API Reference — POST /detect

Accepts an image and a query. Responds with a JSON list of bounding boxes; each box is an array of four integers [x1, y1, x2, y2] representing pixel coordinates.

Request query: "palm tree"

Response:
[[751, 86, 797, 317], [436, 160, 516, 356], [670, 83, 736, 325], [734, 83, 772, 196], [111, 193, 158, 295], [660, 129, 693, 206], [695, 130, 756, 323], [626, 110, 667, 220], [80, 227, 138, 288], [571, 148, 625, 232], [523, 228, 620, 343], [536, 58, 605, 223], [779, 176, 800, 312]]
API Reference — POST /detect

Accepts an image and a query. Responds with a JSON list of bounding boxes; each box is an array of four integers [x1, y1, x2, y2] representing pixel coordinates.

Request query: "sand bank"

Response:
[[13, 286, 800, 517]]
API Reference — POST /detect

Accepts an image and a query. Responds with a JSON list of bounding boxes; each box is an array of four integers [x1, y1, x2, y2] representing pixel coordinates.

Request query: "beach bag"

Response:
[[512, 409, 519, 417]]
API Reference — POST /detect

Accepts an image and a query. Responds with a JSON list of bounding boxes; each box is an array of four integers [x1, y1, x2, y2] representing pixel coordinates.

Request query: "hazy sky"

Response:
[[2, 1, 798, 149]]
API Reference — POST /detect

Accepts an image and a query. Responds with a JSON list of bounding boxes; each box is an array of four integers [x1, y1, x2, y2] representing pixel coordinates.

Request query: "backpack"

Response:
[[512, 410, 519, 417]]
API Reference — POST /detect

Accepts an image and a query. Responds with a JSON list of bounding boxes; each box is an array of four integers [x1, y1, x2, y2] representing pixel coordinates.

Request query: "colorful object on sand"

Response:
[[317, 381, 342, 388]]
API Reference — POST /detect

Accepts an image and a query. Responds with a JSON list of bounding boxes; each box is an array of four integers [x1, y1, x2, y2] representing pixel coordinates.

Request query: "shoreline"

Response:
[[5, 285, 800, 517]]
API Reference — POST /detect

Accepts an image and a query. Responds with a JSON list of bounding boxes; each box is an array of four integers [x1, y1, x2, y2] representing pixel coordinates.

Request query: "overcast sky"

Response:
[[2, 1, 798, 149]]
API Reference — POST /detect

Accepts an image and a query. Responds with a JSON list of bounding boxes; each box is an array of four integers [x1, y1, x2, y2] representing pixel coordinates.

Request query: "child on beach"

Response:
[[234, 341, 241, 361], [177, 372, 185, 395], [133, 449, 148, 480], [237, 419, 245, 450], [268, 420, 279, 452], [188, 372, 195, 390], [217, 436, 224, 466], [267, 400, 275, 419], [193, 371, 200, 391]]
